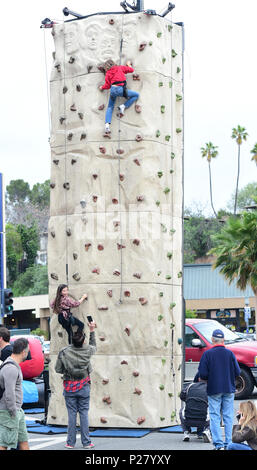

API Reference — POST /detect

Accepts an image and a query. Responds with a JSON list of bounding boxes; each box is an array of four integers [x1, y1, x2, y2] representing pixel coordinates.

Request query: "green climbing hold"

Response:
[[171, 49, 177, 58], [164, 187, 170, 194], [161, 105, 165, 114]]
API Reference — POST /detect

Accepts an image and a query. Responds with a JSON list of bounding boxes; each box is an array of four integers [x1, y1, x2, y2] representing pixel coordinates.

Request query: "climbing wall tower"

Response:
[[47, 11, 184, 428]]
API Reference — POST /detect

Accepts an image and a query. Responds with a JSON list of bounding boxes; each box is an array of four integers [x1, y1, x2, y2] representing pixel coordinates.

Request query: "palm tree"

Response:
[[250, 143, 257, 165], [200, 142, 218, 218], [209, 211, 257, 336], [231, 125, 248, 215]]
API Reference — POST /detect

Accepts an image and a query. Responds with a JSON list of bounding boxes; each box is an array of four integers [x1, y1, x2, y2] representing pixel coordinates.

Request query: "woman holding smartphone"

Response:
[[227, 401, 257, 450], [51, 284, 88, 344]]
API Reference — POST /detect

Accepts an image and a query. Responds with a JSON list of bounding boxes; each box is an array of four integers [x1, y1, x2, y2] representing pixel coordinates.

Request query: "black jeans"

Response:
[[179, 408, 210, 435], [58, 314, 84, 344]]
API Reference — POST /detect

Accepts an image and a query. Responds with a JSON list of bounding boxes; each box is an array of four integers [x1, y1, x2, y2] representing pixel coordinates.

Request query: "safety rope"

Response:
[[62, 19, 69, 286], [43, 28, 51, 139], [117, 14, 125, 304]]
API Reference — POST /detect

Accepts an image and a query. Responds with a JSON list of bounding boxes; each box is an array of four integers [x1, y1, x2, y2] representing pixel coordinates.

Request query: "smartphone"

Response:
[[87, 315, 93, 323]]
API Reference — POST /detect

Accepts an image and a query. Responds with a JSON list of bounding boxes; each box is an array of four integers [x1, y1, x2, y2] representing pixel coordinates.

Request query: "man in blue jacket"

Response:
[[198, 328, 241, 450]]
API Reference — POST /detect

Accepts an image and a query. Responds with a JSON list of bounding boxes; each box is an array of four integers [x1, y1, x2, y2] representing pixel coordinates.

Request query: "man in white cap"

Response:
[[198, 328, 241, 450]]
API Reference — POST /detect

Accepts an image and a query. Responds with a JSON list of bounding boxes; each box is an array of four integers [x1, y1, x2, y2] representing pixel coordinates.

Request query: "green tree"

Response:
[[5, 224, 23, 283], [250, 143, 257, 165], [29, 180, 50, 208], [227, 182, 257, 212], [209, 211, 257, 334], [6, 179, 30, 204], [11, 265, 48, 297], [17, 223, 39, 268], [200, 142, 218, 218], [231, 125, 248, 215]]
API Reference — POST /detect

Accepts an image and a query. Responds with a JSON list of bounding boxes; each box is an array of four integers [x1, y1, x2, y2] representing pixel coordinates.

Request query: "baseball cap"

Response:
[[212, 329, 224, 338]]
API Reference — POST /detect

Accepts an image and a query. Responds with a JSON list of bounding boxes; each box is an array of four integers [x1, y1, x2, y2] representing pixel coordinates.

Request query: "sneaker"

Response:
[[83, 443, 95, 450], [65, 443, 75, 449], [118, 104, 125, 115], [105, 123, 111, 133], [202, 428, 212, 443], [213, 446, 224, 450], [183, 431, 190, 442]]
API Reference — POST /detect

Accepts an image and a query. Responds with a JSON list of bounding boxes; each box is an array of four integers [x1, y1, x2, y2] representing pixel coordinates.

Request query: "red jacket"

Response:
[[101, 65, 134, 90]]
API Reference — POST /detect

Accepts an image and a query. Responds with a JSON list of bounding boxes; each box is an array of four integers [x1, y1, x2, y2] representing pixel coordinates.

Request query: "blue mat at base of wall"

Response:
[[24, 408, 45, 414], [159, 425, 197, 433]]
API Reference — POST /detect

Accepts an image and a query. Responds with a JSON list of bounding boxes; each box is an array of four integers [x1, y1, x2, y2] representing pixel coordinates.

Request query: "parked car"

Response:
[[185, 319, 257, 399]]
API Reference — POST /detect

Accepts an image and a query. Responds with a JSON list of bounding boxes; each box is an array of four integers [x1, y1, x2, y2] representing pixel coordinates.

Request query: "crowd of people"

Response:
[[0, 286, 256, 451]]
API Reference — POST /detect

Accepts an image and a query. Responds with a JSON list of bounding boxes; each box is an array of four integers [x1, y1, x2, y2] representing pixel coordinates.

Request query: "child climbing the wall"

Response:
[[99, 59, 139, 135], [51, 284, 88, 344]]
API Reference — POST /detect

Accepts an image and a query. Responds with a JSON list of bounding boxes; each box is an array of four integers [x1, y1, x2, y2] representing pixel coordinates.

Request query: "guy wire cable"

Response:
[[43, 28, 52, 139]]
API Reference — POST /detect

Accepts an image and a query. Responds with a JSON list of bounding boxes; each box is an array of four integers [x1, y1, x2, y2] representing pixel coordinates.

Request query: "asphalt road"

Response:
[[24, 388, 257, 452]]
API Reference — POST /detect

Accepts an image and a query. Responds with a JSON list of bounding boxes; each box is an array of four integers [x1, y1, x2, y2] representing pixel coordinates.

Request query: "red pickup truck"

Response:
[[185, 319, 257, 399]]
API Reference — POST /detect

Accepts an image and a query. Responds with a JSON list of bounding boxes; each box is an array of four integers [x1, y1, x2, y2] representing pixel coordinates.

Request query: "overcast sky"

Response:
[[0, 0, 256, 215]]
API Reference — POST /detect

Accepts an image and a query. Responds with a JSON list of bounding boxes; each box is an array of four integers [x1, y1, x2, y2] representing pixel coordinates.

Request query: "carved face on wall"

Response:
[[64, 23, 79, 55], [84, 23, 101, 51], [99, 31, 119, 62]]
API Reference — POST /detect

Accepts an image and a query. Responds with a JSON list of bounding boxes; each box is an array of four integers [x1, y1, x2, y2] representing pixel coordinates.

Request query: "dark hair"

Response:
[[102, 59, 116, 73], [0, 327, 10, 343], [12, 337, 29, 355], [72, 330, 85, 348], [52, 284, 68, 314]]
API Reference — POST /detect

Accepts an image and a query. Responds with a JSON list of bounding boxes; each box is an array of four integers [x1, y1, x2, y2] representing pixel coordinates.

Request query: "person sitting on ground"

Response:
[[226, 400, 257, 450], [51, 284, 88, 344], [179, 372, 211, 443], [99, 59, 139, 135], [55, 322, 97, 450]]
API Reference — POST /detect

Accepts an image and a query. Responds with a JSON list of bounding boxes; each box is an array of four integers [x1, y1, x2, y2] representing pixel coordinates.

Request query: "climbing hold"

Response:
[[137, 417, 145, 425], [92, 173, 98, 179], [73, 252, 78, 260], [133, 158, 141, 166], [167, 252, 173, 259], [87, 65, 93, 73], [72, 272, 81, 281], [133, 272, 142, 279], [159, 82, 163, 87], [137, 195, 144, 202], [176, 128, 182, 133], [165, 135, 171, 142], [157, 32, 162, 38], [98, 104, 105, 111], [177, 67, 181, 73], [119, 174, 125, 181], [50, 273, 58, 280], [139, 297, 148, 305], [81, 215, 88, 225], [103, 132, 111, 139], [169, 302, 176, 309], [164, 187, 170, 194], [54, 63, 61, 73], [63, 86, 68, 94], [76, 84, 81, 92], [53, 159, 59, 165], [68, 56, 75, 63], [166, 274, 171, 280], [83, 241, 90, 250], [71, 158, 77, 164], [113, 269, 120, 276], [133, 239, 140, 246], [50, 182, 55, 189], [162, 58, 166, 64], [70, 103, 77, 112], [135, 134, 143, 142], [100, 417, 107, 424], [66, 228, 72, 236], [67, 133, 73, 141], [50, 230, 55, 238], [80, 199, 87, 208], [157, 171, 163, 178], [124, 327, 130, 336], [177, 271, 182, 278], [171, 49, 177, 58], [133, 74, 140, 81], [124, 291, 130, 297], [63, 182, 70, 190], [156, 201, 160, 206], [92, 195, 98, 202], [133, 371, 139, 377], [156, 130, 161, 138], [112, 198, 119, 204], [121, 360, 128, 365], [176, 94, 182, 101], [92, 267, 100, 274], [117, 243, 126, 250], [161, 105, 165, 114], [139, 43, 147, 51], [113, 221, 120, 228], [59, 116, 66, 124], [99, 146, 106, 154], [116, 148, 124, 154], [109, 18, 115, 24], [98, 305, 108, 311], [171, 152, 175, 159], [78, 112, 84, 120], [80, 133, 86, 140], [102, 396, 111, 405], [102, 379, 109, 385], [107, 290, 113, 298], [158, 315, 164, 321], [135, 104, 141, 113], [134, 388, 142, 395], [97, 244, 104, 251]]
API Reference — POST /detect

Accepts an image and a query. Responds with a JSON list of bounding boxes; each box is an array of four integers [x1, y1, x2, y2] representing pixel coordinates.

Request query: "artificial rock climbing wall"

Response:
[[47, 11, 184, 428]]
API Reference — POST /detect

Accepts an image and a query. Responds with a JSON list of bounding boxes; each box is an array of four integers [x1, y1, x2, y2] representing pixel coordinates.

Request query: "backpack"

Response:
[[0, 361, 16, 399]]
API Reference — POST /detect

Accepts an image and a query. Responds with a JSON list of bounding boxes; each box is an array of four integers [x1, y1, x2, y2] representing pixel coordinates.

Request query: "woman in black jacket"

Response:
[[227, 401, 257, 450]]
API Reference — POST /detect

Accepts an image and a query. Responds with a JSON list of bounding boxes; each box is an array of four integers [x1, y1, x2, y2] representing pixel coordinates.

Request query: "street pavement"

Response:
[[25, 388, 257, 452]]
